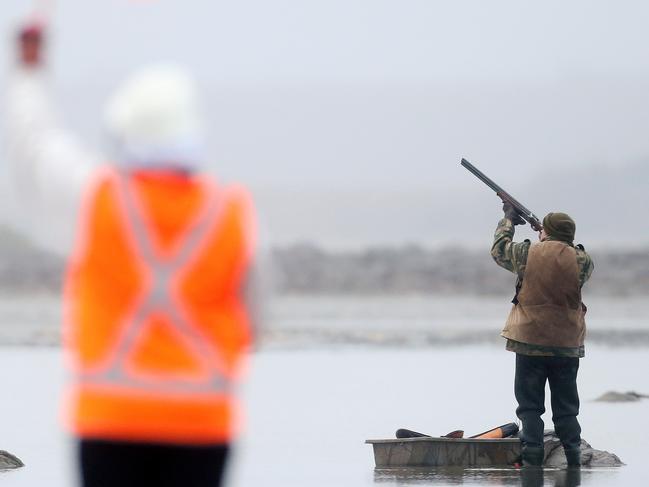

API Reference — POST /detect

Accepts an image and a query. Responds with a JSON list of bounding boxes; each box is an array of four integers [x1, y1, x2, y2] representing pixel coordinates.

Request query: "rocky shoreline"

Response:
[[1, 226, 647, 296]]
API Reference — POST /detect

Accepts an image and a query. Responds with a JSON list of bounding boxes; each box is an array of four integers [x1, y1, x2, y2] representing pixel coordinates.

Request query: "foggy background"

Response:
[[0, 5, 648, 486], [1, 0, 647, 249]]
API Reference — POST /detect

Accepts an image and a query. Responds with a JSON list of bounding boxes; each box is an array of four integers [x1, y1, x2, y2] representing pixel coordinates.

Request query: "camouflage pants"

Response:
[[514, 354, 581, 450]]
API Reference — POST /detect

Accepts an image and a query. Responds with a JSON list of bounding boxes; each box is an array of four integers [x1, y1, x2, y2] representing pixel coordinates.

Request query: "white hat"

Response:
[[104, 63, 204, 168]]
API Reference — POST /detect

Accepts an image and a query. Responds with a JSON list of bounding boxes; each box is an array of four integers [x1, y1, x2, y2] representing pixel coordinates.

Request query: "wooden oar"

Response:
[[470, 423, 519, 439]]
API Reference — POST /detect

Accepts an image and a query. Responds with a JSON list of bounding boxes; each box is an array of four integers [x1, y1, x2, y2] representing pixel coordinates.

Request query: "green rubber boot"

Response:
[[564, 447, 581, 467], [522, 446, 545, 467]]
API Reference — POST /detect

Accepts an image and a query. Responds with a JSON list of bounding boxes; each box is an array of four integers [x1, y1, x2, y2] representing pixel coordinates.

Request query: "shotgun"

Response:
[[461, 158, 543, 232]]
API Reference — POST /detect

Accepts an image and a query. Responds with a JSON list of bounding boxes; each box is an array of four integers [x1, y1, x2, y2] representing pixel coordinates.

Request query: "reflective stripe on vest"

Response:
[[78, 171, 232, 396]]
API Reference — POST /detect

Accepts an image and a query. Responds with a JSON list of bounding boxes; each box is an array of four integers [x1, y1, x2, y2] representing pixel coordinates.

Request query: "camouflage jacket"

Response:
[[491, 218, 594, 358]]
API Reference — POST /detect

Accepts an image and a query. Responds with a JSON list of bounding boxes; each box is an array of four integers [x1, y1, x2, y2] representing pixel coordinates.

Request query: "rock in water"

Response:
[[543, 431, 624, 467], [0, 450, 24, 470], [595, 391, 648, 402]]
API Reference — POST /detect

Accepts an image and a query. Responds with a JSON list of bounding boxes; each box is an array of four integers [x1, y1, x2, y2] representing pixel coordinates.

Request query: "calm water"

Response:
[[0, 295, 647, 486], [0, 294, 647, 347], [1, 347, 648, 486]]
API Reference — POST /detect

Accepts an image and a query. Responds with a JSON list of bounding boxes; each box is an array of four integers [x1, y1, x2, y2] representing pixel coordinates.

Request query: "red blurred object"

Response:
[[18, 22, 44, 66]]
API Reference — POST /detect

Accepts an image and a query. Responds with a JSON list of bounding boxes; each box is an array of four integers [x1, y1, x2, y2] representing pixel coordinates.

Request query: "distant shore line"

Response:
[[1, 327, 648, 349], [1, 237, 648, 296]]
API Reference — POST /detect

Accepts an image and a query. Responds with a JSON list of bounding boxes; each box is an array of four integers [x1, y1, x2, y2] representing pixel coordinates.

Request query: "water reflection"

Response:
[[519, 467, 580, 487], [548, 468, 581, 487], [374, 466, 605, 486]]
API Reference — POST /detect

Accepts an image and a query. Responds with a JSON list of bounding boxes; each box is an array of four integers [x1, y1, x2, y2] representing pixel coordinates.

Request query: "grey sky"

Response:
[[1, 0, 648, 247], [7, 0, 648, 83]]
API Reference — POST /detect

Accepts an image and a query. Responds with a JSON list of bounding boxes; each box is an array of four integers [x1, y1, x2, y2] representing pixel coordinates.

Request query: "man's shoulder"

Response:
[[534, 239, 586, 256]]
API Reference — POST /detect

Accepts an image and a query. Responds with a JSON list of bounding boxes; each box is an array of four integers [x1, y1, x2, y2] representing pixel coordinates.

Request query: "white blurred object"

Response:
[[105, 64, 204, 168], [5, 63, 207, 255], [4, 68, 100, 255]]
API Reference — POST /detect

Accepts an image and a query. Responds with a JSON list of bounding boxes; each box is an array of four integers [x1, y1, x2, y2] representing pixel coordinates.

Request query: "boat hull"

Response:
[[366, 437, 521, 468]]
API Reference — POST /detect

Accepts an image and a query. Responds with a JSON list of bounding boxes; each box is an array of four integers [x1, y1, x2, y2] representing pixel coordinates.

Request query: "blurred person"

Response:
[[491, 205, 593, 468], [6, 22, 258, 487]]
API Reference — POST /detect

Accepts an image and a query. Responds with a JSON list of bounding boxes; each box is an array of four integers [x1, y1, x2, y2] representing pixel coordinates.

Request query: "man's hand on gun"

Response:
[[502, 201, 525, 226]]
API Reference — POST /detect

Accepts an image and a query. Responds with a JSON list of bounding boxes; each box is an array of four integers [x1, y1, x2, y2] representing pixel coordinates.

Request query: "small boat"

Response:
[[366, 436, 521, 468], [366, 424, 521, 468]]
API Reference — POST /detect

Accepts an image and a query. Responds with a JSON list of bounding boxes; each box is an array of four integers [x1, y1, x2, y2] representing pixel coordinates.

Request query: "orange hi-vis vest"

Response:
[[64, 167, 255, 445]]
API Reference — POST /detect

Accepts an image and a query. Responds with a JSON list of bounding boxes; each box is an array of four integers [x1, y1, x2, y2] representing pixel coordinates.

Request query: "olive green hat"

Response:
[[543, 212, 576, 243]]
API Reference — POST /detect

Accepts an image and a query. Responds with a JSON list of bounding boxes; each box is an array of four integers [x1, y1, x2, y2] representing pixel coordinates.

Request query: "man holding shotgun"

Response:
[[491, 207, 593, 467], [462, 159, 594, 468]]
